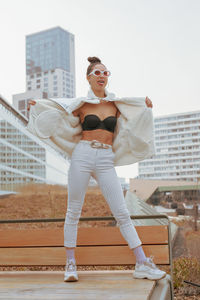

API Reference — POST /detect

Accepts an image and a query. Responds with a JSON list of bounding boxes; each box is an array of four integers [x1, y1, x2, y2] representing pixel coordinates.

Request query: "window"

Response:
[[37, 85, 40, 89], [36, 73, 41, 77], [53, 92, 57, 96], [44, 83, 48, 87], [53, 87, 57, 91], [43, 92, 48, 98], [30, 74, 34, 78], [28, 87, 31, 90], [36, 79, 40, 83], [19, 100, 25, 110]]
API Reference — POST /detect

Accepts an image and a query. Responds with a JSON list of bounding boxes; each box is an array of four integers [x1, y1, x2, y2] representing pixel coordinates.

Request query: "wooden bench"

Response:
[[0, 215, 174, 300]]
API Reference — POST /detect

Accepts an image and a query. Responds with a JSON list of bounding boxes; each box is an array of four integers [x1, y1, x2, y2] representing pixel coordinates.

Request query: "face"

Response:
[[87, 64, 108, 92]]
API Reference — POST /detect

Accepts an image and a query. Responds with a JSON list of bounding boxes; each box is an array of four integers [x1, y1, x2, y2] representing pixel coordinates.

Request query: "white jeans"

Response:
[[64, 141, 142, 249]]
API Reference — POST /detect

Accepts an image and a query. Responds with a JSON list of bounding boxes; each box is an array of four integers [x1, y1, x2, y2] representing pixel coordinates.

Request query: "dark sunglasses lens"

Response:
[[104, 71, 110, 76], [94, 70, 101, 76]]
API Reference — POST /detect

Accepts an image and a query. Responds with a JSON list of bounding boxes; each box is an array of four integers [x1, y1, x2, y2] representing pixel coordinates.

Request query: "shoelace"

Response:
[[145, 255, 158, 270], [65, 259, 76, 272]]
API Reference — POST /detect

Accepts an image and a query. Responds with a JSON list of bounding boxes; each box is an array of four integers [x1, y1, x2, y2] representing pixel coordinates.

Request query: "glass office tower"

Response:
[[26, 27, 75, 98], [26, 27, 74, 75], [13, 26, 75, 117]]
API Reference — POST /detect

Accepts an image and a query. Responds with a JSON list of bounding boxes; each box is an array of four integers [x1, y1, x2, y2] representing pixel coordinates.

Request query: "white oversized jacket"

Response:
[[27, 88, 155, 166]]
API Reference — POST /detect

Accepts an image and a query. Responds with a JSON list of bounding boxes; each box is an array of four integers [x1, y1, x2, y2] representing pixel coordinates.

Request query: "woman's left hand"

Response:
[[145, 97, 153, 108]]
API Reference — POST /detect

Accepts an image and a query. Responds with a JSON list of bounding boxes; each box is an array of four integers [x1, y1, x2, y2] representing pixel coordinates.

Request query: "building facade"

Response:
[[12, 90, 48, 119], [138, 110, 200, 182], [13, 26, 75, 117], [0, 95, 69, 192]]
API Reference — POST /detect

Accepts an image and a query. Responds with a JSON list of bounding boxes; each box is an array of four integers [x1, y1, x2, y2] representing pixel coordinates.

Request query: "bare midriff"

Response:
[[75, 101, 119, 146], [81, 129, 114, 145]]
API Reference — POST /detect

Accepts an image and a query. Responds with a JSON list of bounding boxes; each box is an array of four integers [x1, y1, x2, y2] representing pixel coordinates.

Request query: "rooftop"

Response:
[[129, 179, 197, 201]]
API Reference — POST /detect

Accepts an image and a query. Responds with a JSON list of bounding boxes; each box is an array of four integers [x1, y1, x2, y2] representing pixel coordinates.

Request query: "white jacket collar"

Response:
[[87, 88, 116, 101]]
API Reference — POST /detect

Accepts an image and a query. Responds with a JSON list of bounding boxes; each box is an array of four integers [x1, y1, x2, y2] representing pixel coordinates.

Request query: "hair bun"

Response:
[[87, 56, 101, 64]]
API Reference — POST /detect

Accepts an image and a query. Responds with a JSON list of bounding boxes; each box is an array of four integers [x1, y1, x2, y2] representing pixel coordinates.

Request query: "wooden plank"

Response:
[[0, 271, 156, 300], [76, 245, 169, 265], [0, 226, 168, 247], [0, 245, 169, 266]]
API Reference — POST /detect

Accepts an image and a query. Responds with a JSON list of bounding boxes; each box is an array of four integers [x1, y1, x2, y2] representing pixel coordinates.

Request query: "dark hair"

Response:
[[87, 56, 105, 75]]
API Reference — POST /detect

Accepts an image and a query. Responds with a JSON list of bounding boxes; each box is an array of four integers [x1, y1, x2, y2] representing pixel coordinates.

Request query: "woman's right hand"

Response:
[[27, 100, 36, 111]]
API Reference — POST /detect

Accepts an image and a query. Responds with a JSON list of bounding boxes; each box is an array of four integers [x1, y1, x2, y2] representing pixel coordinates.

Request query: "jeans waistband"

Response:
[[79, 140, 112, 149]]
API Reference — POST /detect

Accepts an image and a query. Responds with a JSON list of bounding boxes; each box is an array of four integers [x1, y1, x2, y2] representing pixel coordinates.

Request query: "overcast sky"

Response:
[[1, 0, 199, 178]]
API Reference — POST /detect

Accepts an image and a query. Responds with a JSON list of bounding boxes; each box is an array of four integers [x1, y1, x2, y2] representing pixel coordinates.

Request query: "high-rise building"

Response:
[[13, 26, 75, 116], [138, 110, 200, 182], [0, 94, 69, 192]]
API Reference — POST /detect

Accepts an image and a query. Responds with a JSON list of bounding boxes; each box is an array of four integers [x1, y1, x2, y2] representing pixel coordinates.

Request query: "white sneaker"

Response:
[[133, 256, 166, 280], [64, 258, 78, 282]]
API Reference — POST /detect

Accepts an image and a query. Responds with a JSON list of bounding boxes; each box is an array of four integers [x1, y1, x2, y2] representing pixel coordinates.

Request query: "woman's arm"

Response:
[[145, 97, 153, 108], [27, 100, 36, 111], [116, 109, 121, 118], [72, 108, 80, 117]]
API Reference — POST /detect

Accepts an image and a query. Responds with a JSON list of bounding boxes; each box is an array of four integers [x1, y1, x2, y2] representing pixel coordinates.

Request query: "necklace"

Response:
[[99, 98, 109, 103]]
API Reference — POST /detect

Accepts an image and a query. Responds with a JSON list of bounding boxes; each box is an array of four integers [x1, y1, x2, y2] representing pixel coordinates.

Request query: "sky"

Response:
[[0, 0, 200, 179]]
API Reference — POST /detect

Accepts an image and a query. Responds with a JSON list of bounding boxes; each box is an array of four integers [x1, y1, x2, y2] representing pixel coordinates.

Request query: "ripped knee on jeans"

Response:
[[114, 207, 132, 227], [65, 208, 81, 225]]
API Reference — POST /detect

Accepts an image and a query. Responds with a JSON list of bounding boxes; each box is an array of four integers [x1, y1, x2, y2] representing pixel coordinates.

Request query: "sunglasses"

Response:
[[88, 69, 111, 77]]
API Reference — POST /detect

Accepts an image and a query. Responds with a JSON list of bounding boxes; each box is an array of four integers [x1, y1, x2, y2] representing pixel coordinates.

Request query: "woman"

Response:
[[28, 56, 166, 282]]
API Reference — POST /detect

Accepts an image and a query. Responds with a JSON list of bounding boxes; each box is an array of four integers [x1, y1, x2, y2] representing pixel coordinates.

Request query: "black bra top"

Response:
[[81, 114, 117, 133]]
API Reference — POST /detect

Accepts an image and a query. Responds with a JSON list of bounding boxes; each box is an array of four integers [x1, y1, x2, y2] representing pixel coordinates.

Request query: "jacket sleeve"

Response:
[[113, 98, 155, 166], [27, 99, 82, 157]]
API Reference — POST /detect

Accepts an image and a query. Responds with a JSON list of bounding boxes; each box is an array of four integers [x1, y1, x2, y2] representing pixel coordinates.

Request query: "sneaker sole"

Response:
[[133, 272, 166, 281], [64, 275, 78, 282]]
